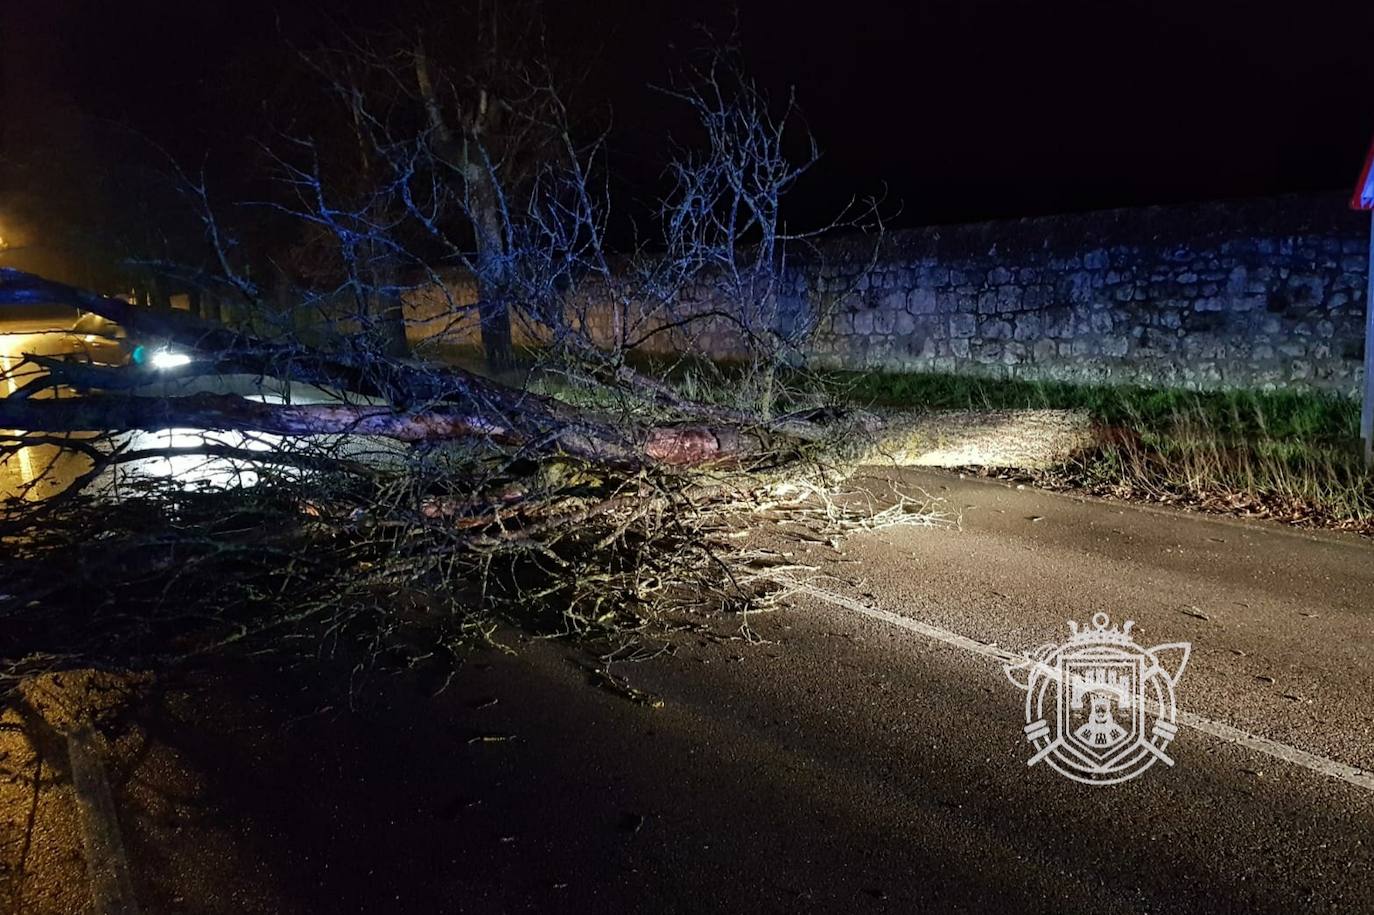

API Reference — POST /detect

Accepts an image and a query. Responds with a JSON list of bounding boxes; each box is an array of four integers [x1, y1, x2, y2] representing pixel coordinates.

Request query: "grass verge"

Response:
[[428, 344, 1374, 533], [823, 369, 1374, 533]]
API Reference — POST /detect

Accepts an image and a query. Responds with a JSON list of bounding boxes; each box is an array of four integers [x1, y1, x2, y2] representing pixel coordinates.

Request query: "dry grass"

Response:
[[841, 371, 1374, 533]]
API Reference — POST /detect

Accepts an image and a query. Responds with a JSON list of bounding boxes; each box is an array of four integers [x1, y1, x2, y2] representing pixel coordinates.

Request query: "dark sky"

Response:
[[3, 0, 1374, 231]]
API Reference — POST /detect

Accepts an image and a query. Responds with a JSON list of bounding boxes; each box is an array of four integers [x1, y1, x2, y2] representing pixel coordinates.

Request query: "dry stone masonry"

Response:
[[407, 194, 1370, 396], [792, 194, 1369, 395]]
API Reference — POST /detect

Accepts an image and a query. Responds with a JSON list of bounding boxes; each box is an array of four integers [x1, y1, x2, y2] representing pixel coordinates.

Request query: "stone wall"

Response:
[[793, 194, 1370, 394], [406, 194, 1372, 395]]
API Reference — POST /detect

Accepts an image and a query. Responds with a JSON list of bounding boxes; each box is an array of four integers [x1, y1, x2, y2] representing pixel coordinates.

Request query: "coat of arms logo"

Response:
[[1004, 613, 1190, 785]]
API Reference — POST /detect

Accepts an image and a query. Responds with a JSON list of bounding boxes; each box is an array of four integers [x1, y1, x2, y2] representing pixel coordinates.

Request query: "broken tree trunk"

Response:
[[0, 389, 787, 468], [0, 270, 855, 473]]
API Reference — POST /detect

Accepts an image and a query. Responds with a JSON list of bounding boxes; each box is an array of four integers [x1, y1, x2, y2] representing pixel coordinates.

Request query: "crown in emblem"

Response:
[[1066, 612, 1136, 645]]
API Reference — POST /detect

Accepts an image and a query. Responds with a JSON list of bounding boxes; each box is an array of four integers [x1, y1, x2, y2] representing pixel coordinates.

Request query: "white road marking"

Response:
[[775, 577, 1374, 793]]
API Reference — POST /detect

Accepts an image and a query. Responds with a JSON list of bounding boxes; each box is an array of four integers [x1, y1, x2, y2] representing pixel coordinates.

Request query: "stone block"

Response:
[[1101, 336, 1129, 357], [949, 314, 976, 338], [1226, 266, 1248, 294], [907, 288, 939, 314], [982, 319, 1013, 340], [1014, 314, 1042, 340], [1023, 285, 1052, 309]]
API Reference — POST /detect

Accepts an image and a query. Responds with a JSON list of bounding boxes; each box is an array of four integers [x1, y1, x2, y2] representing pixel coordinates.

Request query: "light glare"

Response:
[[150, 350, 191, 370]]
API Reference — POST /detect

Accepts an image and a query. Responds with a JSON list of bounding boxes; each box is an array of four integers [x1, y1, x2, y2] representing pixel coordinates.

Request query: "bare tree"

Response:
[[591, 47, 885, 418], [0, 29, 899, 697], [333, 2, 579, 372]]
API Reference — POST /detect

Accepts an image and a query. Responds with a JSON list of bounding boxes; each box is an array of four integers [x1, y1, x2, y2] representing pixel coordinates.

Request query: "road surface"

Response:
[[3, 469, 1373, 913]]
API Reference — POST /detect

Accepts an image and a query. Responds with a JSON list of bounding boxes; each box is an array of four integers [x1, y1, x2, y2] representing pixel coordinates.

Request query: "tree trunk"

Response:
[[148, 275, 171, 310], [477, 288, 514, 373], [0, 269, 857, 473], [0, 390, 788, 471], [414, 44, 513, 374], [373, 289, 410, 359], [467, 134, 515, 374]]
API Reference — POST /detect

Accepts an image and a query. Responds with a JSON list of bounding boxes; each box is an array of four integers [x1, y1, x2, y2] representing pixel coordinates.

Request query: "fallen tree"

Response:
[[0, 35, 899, 699], [0, 269, 905, 699], [0, 271, 866, 468]]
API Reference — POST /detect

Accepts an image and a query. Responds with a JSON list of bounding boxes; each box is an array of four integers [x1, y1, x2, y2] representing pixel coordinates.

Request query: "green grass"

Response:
[[823, 369, 1374, 530], [434, 340, 1374, 531], [824, 369, 1359, 444]]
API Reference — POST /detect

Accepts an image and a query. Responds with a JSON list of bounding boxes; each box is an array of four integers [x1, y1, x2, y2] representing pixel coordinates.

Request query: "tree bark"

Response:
[[0, 269, 847, 472], [372, 289, 410, 359], [414, 44, 514, 373], [476, 288, 515, 373], [0, 391, 781, 470]]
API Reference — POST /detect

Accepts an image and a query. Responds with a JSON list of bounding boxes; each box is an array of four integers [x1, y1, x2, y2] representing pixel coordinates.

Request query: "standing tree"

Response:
[[294, 1, 586, 372]]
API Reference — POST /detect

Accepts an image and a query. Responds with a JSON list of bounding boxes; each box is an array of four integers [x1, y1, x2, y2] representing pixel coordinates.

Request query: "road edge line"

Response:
[[775, 576, 1374, 794]]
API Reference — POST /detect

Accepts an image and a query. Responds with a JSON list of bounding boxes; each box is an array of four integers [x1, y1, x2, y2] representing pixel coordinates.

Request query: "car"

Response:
[[68, 312, 131, 365], [66, 312, 191, 369]]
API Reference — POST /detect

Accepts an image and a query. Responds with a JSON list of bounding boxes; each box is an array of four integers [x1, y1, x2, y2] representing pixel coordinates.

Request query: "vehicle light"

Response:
[[150, 350, 192, 369]]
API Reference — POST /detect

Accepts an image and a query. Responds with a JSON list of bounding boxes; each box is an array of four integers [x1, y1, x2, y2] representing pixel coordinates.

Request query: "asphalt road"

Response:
[[5, 469, 1374, 913]]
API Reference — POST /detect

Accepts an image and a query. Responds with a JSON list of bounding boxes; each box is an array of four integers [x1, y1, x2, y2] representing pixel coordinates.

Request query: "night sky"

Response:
[[3, 0, 1374, 234]]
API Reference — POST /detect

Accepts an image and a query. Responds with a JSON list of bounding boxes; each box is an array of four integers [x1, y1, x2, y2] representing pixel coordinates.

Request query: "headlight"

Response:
[[150, 349, 192, 370]]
